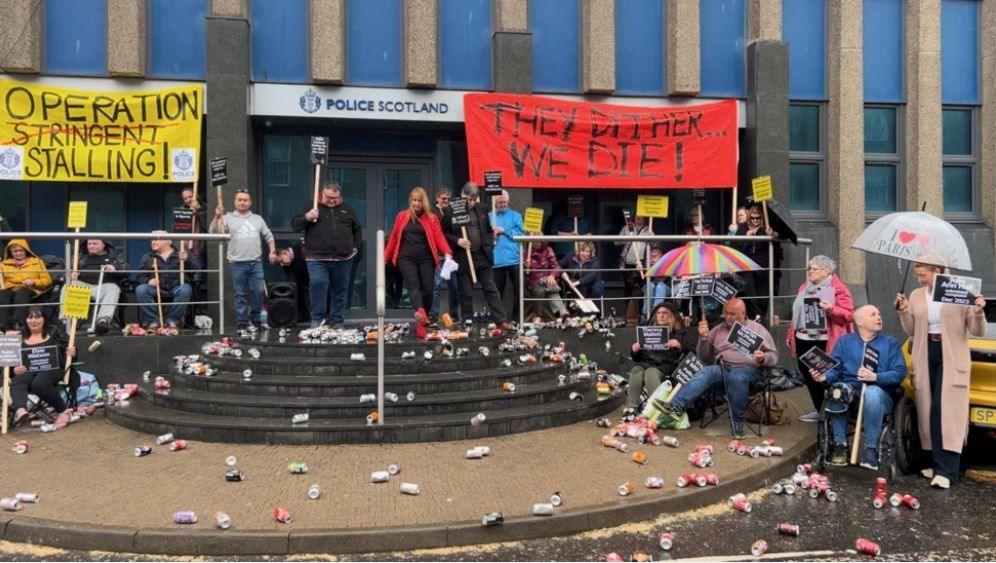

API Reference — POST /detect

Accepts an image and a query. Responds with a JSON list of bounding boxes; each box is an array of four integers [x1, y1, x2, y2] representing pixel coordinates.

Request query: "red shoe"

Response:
[[414, 308, 428, 341]]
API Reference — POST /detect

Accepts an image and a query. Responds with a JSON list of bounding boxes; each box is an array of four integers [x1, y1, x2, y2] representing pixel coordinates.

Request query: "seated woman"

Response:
[[0, 239, 52, 333], [9, 306, 75, 429], [628, 302, 697, 410], [525, 238, 568, 319], [559, 241, 604, 298]]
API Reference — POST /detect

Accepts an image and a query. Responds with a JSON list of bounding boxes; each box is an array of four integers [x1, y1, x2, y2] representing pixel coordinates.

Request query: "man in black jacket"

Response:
[[291, 182, 363, 328], [62, 239, 129, 334], [440, 182, 509, 328], [135, 232, 203, 329]]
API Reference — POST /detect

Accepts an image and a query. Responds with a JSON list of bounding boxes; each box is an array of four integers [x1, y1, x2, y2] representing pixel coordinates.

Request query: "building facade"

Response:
[[0, 0, 993, 321]]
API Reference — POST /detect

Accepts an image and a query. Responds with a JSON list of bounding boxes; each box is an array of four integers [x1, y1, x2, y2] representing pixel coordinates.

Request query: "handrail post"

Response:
[[218, 241, 226, 335], [518, 241, 525, 328], [376, 230, 386, 426], [768, 241, 775, 326]]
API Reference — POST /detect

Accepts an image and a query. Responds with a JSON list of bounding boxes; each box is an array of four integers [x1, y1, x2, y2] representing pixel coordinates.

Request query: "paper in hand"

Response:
[[440, 258, 459, 281]]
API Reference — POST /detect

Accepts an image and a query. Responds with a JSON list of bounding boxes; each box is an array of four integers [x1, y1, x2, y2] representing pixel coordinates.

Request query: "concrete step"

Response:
[[231, 334, 505, 359], [199, 350, 514, 376]]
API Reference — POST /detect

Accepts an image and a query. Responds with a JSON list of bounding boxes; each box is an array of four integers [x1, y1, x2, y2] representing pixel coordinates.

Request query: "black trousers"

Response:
[[795, 338, 828, 410], [928, 339, 961, 482], [739, 270, 769, 321], [493, 265, 520, 321], [0, 288, 34, 330], [397, 256, 435, 313], [456, 255, 507, 322], [9, 369, 66, 412]]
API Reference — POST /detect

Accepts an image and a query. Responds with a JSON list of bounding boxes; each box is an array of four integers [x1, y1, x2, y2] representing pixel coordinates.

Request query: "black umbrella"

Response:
[[748, 197, 799, 245]]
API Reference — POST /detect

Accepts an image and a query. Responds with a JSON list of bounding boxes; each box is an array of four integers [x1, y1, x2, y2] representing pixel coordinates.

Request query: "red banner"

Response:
[[464, 93, 738, 189]]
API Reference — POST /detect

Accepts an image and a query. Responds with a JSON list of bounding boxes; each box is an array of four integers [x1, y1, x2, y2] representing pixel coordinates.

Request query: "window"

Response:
[[699, 0, 746, 98], [45, 0, 107, 75], [347, 0, 402, 86], [150, 0, 207, 79], [783, 0, 826, 100], [251, 0, 309, 82], [941, 0, 980, 105], [0, 182, 29, 231], [942, 107, 977, 216], [789, 104, 824, 214], [67, 185, 126, 232], [863, 0, 904, 103], [530, 0, 581, 93], [615, 0, 664, 95], [261, 135, 313, 230], [863, 106, 902, 214], [439, 0, 492, 89]]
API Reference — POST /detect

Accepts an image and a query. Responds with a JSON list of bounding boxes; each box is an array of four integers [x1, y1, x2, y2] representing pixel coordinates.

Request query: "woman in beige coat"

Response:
[[896, 261, 986, 489]]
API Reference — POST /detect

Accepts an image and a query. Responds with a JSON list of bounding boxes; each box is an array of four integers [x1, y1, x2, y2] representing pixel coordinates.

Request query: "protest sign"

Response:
[[567, 195, 584, 218], [22, 345, 59, 373], [61, 284, 92, 320], [690, 277, 714, 297], [726, 322, 765, 355], [449, 198, 471, 226], [931, 274, 982, 307], [637, 326, 670, 351], [172, 207, 194, 233], [0, 79, 202, 183], [0, 336, 21, 367], [523, 207, 544, 233], [671, 278, 691, 299], [67, 201, 87, 229], [210, 157, 228, 186], [483, 170, 502, 196], [636, 195, 670, 218], [751, 175, 773, 202], [862, 344, 880, 372], [798, 346, 839, 374], [465, 93, 738, 189], [711, 278, 738, 304], [310, 136, 329, 165], [671, 352, 704, 384], [802, 297, 827, 331]]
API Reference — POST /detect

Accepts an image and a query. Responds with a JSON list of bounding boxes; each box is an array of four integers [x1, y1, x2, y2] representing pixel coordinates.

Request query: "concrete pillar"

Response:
[[581, 0, 615, 94], [0, 0, 41, 73], [212, 0, 246, 17], [747, 0, 781, 42], [107, 0, 146, 77], [405, 0, 437, 88], [744, 42, 789, 212], [311, 0, 345, 84], [493, 0, 532, 94], [826, 0, 865, 284], [665, 0, 699, 96], [980, 0, 996, 233], [495, 0, 527, 31], [904, 0, 942, 215]]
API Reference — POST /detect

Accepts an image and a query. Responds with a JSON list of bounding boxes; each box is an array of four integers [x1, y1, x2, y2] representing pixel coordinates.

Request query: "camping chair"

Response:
[[698, 366, 775, 437]]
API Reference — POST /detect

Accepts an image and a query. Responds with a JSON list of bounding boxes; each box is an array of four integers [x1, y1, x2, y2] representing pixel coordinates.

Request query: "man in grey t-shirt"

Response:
[[211, 189, 277, 332]]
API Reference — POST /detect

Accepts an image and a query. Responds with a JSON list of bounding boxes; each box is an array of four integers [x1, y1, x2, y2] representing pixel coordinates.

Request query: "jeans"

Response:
[[828, 383, 893, 451], [136, 283, 193, 326], [579, 279, 605, 299], [643, 280, 670, 318], [431, 265, 460, 319], [58, 281, 121, 322], [230, 261, 265, 328], [307, 258, 354, 325], [671, 364, 761, 424], [627, 366, 664, 408], [928, 339, 961, 481]]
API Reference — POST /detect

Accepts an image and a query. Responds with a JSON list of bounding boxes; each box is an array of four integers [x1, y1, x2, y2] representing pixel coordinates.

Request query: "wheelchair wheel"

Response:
[[878, 423, 899, 484], [892, 396, 920, 475]]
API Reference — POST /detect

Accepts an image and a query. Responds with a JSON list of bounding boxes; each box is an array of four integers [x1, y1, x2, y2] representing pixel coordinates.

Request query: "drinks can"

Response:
[[502, 382, 516, 392], [703, 473, 719, 486], [482, 512, 504, 526], [305, 484, 321, 499], [568, 391, 583, 401], [249, 348, 260, 359], [550, 492, 563, 507], [476, 445, 491, 456], [371, 470, 390, 483], [156, 433, 174, 445], [350, 353, 365, 361], [778, 523, 800, 536], [225, 470, 245, 482], [825, 489, 839, 502], [630, 551, 651, 562], [288, 462, 309, 474], [889, 493, 903, 507], [855, 538, 881, 557], [762, 438, 776, 446], [695, 444, 714, 455], [1, 497, 22, 511], [385, 392, 399, 403], [901, 494, 920, 510], [466, 448, 485, 459], [14, 493, 38, 503], [632, 451, 647, 465], [797, 463, 811, 474], [728, 440, 742, 452], [659, 532, 674, 550], [12, 440, 29, 454], [606, 553, 624, 562], [273, 507, 293, 523], [226, 455, 237, 467], [676, 474, 695, 488], [215, 511, 231, 530], [169, 440, 187, 452], [694, 474, 708, 487], [424, 350, 434, 361], [173, 510, 197, 524], [766, 446, 784, 456], [873, 494, 887, 509], [292, 413, 309, 424], [471, 413, 486, 426], [532, 502, 554, 515], [772, 482, 785, 494], [135, 446, 152, 457], [617, 482, 634, 496], [406, 391, 416, 402], [662, 436, 679, 448], [731, 498, 752, 513], [359, 394, 376, 404], [400, 482, 421, 495], [243, 369, 252, 379], [596, 418, 612, 428], [645, 476, 665, 489], [388, 462, 401, 475], [751, 540, 769, 557]]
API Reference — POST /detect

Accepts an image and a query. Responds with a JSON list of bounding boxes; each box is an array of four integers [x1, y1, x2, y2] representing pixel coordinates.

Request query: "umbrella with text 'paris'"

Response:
[[851, 211, 972, 270]]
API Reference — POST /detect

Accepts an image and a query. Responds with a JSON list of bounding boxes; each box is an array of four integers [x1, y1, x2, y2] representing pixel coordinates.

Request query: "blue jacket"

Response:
[[492, 208, 524, 267], [825, 332, 907, 393]]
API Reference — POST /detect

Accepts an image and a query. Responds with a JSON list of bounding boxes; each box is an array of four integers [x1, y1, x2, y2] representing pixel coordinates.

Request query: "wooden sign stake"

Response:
[[152, 259, 165, 328], [460, 226, 478, 284], [2, 367, 9, 434]]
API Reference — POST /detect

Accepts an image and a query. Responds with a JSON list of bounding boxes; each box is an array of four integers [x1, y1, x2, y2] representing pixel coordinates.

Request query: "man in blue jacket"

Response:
[[810, 305, 907, 470], [491, 190, 524, 322]]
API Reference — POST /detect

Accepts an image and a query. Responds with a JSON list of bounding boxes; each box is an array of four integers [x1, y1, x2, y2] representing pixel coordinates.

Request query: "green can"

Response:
[[287, 462, 309, 474]]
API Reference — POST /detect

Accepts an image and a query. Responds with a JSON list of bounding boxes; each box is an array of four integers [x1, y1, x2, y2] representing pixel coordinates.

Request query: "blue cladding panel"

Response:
[[251, 0, 309, 82], [150, 0, 207, 79], [347, 0, 403, 86], [27, 183, 67, 257], [783, 0, 825, 100], [700, 0, 746, 98], [862, 0, 904, 102], [941, 0, 979, 104], [439, 0, 492, 89], [530, 0, 581, 93], [615, 0, 664, 95], [45, 0, 107, 74]]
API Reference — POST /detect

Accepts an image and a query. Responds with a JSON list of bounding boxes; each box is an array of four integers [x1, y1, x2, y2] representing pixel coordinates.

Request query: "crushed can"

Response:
[[215, 511, 232, 530], [400, 482, 421, 495], [11, 440, 29, 454], [173, 510, 197, 524], [135, 446, 152, 457], [605, 553, 624, 562], [482, 512, 504, 526], [855, 538, 881, 557], [751, 540, 769, 557], [273, 507, 293, 523], [169, 440, 188, 452], [1, 497, 22, 512], [288, 462, 309, 474], [659, 532, 674, 550], [291, 413, 309, 424], [596, 418, 612, 428], [630, 551, 652, 562]]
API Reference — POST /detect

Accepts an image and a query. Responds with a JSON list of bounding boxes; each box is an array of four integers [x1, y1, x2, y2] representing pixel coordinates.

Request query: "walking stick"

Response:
[[89, 265, 106, 333], [152, 259, 165, 327], [461, 226, 478, 284], [2, 367, 10, 434], [850, 383, 868, 465]]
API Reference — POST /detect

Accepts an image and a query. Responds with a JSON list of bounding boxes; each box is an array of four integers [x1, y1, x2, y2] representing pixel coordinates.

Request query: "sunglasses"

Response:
[[749, 216, 762, 220]]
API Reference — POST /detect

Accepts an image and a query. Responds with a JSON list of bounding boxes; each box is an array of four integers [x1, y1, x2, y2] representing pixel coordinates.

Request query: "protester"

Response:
[[63, 239, 128, 335], [550, 204, 593, 258], [617, 215, 652, 323], [180, 186, 207, 258], [491, 190, 524, 321], [559, 241, 604, 299], [727, 206, 748, 236], [210, 189, 278, 333], [733, 204, 782, 320], [787, 255, 855, 421], [384, 187, 453, 326], [0, 239, 52, 333], [896, 257, 987, 489], [809, 305, 906, 469], [430, 186, 460, 322], [627, 302, 696, 409], [683, 207, 715, 236], [659, 298, 778, 438], [291, 182, 363, 328], [643, 245, 670, 319], [278, 243, 310, 322], [525, 237, 567, 319], [9, 306, 75, 430], [135, 232, 203, 330], [441, 182, 510, 329]]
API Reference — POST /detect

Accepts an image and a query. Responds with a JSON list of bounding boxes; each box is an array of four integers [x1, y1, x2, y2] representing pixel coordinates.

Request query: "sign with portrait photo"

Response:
[[931, 274, 982, 307]]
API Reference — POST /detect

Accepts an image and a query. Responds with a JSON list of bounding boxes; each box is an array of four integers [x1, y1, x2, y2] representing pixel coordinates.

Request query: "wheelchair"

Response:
[[813, 381, 919, 483]]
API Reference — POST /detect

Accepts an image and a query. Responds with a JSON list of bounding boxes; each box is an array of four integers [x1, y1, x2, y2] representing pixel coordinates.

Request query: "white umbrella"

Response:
[[851, 211, 972, 270]]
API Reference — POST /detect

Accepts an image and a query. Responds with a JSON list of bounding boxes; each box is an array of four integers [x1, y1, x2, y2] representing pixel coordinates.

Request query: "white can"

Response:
[[371, 471, 390, 483], [14, 493, 38, 503], [406, 391, 416, 402], [350, 353, 366, 361], [532, 503, 554, 516], [550, 492, 563, 507], [359, 393, 376, 404], [400, 482, 421, 495], [308, 484, 321, 500], [156, 433, 174, 445], [0, 497, 21, 512], [384, 392, 399, 403], [214, 511, 232, 530], [475, 445, 491, 456], [242, 369, 252, 379], [466, 448, 485, 459], [388, 462, 401, 475], [291, 413, 309, 424], [225, 455, 237, 467], [470, 413, 486, 426]]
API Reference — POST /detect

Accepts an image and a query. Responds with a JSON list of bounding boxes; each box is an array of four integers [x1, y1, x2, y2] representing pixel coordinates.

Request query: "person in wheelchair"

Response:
[[8, 306, 75, 430], [810, 305, 907, 470]]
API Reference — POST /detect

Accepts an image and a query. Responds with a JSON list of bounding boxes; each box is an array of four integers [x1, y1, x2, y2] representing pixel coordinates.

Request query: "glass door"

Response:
[[377, 163, 431, 314]]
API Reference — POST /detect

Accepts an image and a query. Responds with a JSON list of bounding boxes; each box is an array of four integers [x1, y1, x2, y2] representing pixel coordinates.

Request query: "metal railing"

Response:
[[0, 231, 231, 333], [513, 234, 814, 327]]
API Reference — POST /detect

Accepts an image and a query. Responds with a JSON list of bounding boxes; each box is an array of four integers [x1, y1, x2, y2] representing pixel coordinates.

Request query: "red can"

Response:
[[762, 438, 776, 447], [693, 474, 708, 487], [751, 540, 768, 557], [659, 532, 673, 550], [11, 440, 28, 454], [797, 463, 812, 474], [695, 443, 714, 455], [703, 473, 719, 486], [727, 440, 742, 452], [676, 474, 696, 488], [731, 498, 752, 513], [169, 440, 187, 452], [605, 553, 624, 562], [901, 494, 920, 510], [873, 494, 887, 509], [778, 523, 800, 536], [855, 538, 881, 557], [273, 507, 293, 523]]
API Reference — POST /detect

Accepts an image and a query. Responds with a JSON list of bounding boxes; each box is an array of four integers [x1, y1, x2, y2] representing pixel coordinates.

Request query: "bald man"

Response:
[[660, 298, 778, 438], [810, 305, 907, 470]]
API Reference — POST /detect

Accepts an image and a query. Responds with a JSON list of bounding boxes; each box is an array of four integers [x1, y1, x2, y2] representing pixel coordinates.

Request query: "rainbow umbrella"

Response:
[[646, 241, 762, 278]]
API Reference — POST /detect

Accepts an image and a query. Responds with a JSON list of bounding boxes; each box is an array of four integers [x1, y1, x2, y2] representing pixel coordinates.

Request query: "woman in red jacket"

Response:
[[385, 187, 453, 325]]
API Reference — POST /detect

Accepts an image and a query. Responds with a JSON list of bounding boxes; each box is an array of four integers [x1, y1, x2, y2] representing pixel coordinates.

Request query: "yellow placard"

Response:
[[61, 284, 92, 320], [523, 207, 545, 233], [67, 201, 87, 229], [751, 175, 773, 202], [0, 79, 203, 183], [636, 195, 669, 218]]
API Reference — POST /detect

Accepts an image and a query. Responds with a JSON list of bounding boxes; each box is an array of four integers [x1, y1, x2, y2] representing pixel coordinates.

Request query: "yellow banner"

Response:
[[0, 79, 203, 183], [636, 195, 669, 218], [61, 284, 92, 320], [523, 207, 545, 234], [67, 201, 87, 229]]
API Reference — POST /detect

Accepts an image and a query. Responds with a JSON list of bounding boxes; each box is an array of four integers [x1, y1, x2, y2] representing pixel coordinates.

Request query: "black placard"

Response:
[[802, 297, 827, 331], [310, 136, 329, 165], [209, 157, 228, 187], [671, 279, 691, 299], [671, 352, 704, 384], [567, 195, 584, 218], [622, 209, 632, 222], [0, 335, 21, 367], [711, 278, 738, 304], [862, 344, 879, 372], [484, 170, 502, 196], [691, 277, 714, 297], [798, 346, 839, 374], [726, 321, 765, 355], [449, 198, 471, 226], [22, 345, 58, 373], [931, 274, 982, 307], [692, 188, 706, 203], [637, 326, 670, 351], [172, 207, 194, 233]]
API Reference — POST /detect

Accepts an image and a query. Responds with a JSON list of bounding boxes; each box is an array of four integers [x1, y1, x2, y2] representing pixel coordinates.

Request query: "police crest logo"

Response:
[[0, 146, 23, 179], [171, 148, 197, 182], [299, 89, 321, 114]]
